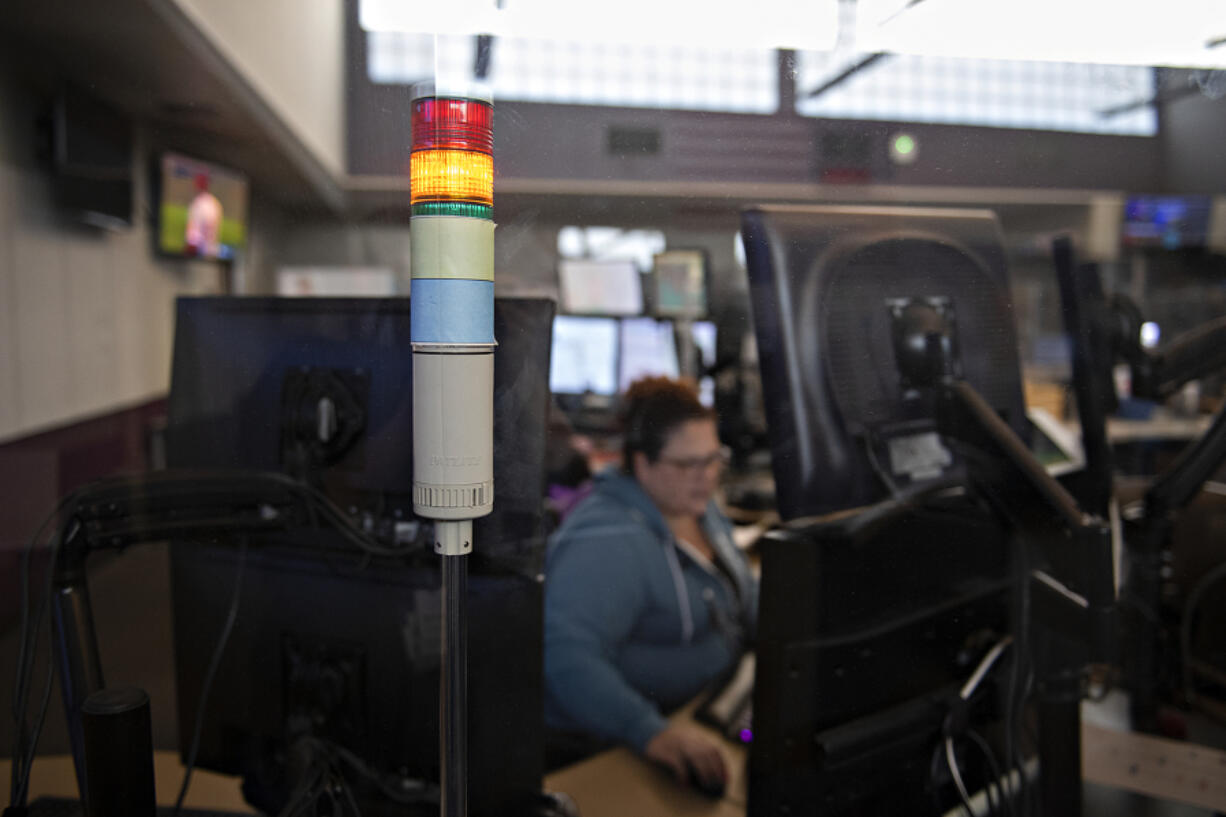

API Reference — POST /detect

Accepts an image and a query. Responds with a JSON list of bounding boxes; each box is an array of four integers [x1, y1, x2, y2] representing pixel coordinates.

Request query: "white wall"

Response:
[[263, 217, 565, 300], [0, 75, 223, 443], [169, 0, 346, 179]]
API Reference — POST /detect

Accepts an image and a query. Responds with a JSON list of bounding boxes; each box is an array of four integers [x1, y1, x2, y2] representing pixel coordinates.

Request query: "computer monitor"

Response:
[[652, 249, 708, 318], [557, 258, 643, 316], [690, 320, 717, 370], [618, 317, 681, 393], [688, 320, 717, 407], [749, 508, 1012, 816], [740, 205, 1020, 816], [742, 204, 1029, 521], [1122, 194, 1212, 250], [165, 296, 554, 816], [548, 315, 619, 397]]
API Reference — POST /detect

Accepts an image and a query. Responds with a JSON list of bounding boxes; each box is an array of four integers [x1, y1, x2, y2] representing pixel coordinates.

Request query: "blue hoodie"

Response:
[[543, 469, 758, 753]]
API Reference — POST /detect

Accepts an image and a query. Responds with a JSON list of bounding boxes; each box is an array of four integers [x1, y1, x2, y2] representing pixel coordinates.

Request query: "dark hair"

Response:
[[620, 376, 715, 471]]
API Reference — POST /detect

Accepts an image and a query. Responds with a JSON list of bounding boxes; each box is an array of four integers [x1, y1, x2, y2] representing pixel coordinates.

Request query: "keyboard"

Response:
[[695, 653, 755, 743]]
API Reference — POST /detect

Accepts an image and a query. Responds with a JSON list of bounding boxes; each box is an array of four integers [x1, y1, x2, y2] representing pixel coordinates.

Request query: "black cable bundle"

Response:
[[8, 496, 78, 811], [7, 470, 435, 814], [173, 538, 248, 816], [274, 737, 439, 817]]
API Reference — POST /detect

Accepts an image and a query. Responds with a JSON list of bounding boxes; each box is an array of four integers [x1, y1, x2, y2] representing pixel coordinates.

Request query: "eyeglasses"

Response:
[[657, 447, 732, 474]]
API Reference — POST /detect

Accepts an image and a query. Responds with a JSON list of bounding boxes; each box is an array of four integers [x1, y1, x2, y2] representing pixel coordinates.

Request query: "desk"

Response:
[[1106, 414, 1213, 444], [0, 752, 253, 814], [11, 719, 1223, 816], [544, 705, 1226, 817], [544, 703, 747, 817]]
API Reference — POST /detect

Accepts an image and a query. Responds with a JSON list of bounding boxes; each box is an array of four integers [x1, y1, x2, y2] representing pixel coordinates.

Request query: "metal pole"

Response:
[[440, 554, 468, 817], [1035, 630, 1085, 817]]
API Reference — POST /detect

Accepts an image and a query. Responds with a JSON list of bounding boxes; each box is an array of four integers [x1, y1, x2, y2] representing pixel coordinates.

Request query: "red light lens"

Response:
[[411, 98, 494, 154]]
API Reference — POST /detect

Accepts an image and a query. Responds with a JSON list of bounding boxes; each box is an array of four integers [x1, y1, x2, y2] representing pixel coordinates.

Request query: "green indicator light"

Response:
[[411, 202, 494, 219], [894, 134, 915, 155]]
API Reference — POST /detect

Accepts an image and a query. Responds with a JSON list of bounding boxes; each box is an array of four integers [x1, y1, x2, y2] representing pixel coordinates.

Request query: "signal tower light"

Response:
[[409, 82, 495, 817]]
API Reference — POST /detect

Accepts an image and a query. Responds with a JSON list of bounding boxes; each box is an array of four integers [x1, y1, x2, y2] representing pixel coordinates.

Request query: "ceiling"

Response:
[[0, 0, 1172, 233], [0, 0, 345, 213]]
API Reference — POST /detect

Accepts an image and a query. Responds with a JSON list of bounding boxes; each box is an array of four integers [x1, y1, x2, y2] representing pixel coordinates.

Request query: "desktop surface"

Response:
[[543, 698, 747, 817], [542, 691, 1226, 817], [26, 798, 249, 817]]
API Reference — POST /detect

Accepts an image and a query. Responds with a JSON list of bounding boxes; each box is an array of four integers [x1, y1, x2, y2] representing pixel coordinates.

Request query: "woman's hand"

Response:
[[643, 723, 727, 790]]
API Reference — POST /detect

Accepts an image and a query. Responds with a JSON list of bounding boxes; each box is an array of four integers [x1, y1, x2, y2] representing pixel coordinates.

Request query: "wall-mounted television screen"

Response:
[[158, 152, 249, 260]]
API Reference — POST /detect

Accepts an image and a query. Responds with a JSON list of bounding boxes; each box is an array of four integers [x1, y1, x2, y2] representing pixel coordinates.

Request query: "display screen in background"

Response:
[[1122, 194, 1211, 249], [619, 318, 680, 392], [654, 250, 707, 318], [159, 152, 249, 260], [550, 315, 619, 396], [691, 320, 717, 369], [558, 259, 643, 316], [690, 321, 718, 408]]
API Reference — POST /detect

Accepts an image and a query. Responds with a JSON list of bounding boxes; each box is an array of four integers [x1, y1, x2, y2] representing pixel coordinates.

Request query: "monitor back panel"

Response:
[[741, 205, 1028, 520]]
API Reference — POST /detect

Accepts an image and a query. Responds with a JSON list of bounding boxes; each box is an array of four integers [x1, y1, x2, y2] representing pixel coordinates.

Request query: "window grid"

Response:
[[558, 226, 666, 271], [796, 51, 1157, 135], [368, 32, 778, 114], [370, 32, 1159, 136]]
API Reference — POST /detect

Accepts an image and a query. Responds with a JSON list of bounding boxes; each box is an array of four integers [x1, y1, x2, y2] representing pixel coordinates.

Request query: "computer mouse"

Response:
[[684, 758, 727, 799]]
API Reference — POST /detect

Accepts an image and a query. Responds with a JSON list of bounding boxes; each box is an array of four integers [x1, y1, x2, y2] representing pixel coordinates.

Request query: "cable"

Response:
[[960, 635, 1013, 701], [284, 479, 414, 559], [276, 757, 325, 817], [174, 537, 249, 816], [11, 497, 75, 762], [946, 737, 976, 815], [339, 772, 363, 817], [284, 736, 436, 811], [944, 634, 1014, 817], [1004, 535, 1032, 817], [929, 742, 950, 815], [274, 738, 384, 817], [16, 647, 57, 809], [967, 729, 1008, 817], [956, 631, 1012, 813], [11, 510, 75, 808], [8, 470, 419, 812]]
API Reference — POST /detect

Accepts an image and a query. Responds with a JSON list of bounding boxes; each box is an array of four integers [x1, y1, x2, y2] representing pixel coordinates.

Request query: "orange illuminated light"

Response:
[[410, 149, 494, 206]]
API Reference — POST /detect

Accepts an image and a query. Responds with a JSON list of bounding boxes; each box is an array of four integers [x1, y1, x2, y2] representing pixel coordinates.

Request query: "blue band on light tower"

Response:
[[410, 279, 495, 344]]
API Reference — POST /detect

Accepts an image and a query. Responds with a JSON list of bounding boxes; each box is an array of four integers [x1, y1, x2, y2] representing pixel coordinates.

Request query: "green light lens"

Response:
[[411, 202, 494, 219]]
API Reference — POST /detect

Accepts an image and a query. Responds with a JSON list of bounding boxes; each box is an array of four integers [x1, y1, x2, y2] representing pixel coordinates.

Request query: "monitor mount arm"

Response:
[[40, 470, 337, 803], [1054, 242, 1226, 515], [1125, 312, 1226, 729], [1053, 236, 1226, 732], [892, 298, 1116, 817], [1105, 292, 1226, 537], [1121, 312, 1226, 405]]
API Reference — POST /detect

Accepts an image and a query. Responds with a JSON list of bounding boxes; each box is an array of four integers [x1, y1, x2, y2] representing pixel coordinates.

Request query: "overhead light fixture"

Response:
[[857, 0, 1226, 69], [359, 0, 839, 51]]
